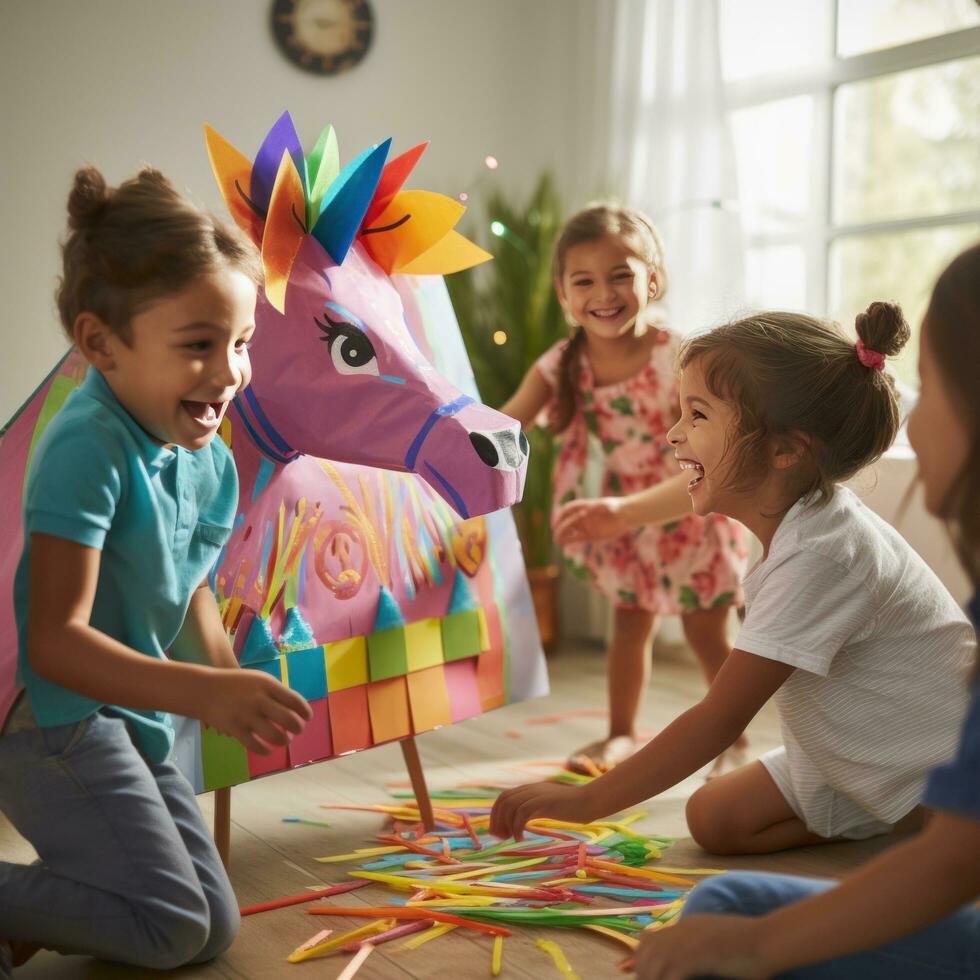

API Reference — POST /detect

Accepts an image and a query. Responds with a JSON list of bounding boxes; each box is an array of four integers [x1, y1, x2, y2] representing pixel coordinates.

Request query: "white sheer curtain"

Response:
[[563, 0, 749, 642], [604, 0, 746, 335]]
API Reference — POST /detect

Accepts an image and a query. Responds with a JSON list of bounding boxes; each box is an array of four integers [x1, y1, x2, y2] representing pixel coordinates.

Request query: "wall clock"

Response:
[[270, 0, 374, 77]]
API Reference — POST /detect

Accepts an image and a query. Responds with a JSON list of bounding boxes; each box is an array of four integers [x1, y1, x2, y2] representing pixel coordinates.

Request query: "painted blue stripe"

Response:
[[323, 300, 366, 331], [251, 457, 277, 502], [425, 462, 469, 519], [242, 386, 296, 456], [404, 395, 474, 470], [230, 399, 296, 464]]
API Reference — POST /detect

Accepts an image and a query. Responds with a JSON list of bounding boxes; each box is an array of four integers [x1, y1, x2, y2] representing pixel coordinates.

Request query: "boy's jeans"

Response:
[[0, 705, 238, 970]]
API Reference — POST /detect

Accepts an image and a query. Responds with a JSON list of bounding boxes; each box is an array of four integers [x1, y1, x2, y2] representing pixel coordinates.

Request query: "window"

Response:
[[720, 0, 980, 388]]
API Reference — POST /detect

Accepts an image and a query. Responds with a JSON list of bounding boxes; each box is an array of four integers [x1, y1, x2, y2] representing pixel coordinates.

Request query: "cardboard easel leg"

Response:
[[400, 736, 435, 832], [214, 786, 231, 869]]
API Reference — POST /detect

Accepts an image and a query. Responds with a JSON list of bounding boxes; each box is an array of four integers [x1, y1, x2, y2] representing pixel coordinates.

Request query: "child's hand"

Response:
[[193, 669, 313, 755], [489, 781, 589, 840], [553, 497, 629, 545], [634, 915, 768, 979]]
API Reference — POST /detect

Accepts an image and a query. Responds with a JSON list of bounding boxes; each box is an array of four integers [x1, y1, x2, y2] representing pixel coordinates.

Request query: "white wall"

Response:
[[848, 453, 970, 605], [0, 0, 598, 421]]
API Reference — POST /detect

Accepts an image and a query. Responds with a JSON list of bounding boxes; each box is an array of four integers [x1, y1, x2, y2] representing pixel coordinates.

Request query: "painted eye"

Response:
[[330, 329, 379, 376]]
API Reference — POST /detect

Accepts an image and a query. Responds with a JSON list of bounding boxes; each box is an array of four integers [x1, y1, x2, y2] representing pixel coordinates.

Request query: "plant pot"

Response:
[[526, 563, 560, 652]]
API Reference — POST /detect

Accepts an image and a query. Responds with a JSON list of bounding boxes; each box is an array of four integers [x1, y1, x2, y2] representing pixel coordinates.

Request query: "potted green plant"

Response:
[[447, 173, 568, 648]]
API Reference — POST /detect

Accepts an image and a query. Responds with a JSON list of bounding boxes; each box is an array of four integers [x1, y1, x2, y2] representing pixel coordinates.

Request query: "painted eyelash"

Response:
[[314, 313, 351, 345]]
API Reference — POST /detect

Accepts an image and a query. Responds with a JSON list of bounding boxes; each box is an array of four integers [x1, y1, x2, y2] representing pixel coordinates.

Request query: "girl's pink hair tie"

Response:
[[856, 338, 885, 371]]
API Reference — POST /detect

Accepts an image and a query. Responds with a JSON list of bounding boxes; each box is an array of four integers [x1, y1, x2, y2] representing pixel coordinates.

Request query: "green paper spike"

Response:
[[308, 123, 339, 221]]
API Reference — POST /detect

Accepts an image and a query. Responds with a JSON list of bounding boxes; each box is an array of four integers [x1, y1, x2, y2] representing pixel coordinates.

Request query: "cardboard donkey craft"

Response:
[[0, 112, 549, 791]]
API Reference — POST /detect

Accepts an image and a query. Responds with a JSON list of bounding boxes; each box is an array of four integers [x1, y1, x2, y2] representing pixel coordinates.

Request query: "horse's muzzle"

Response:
[[468, 428, 530, 470]]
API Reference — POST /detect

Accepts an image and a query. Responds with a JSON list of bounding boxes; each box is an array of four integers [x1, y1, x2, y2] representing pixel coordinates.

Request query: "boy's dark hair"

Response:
[[56, 166, 260, 342]]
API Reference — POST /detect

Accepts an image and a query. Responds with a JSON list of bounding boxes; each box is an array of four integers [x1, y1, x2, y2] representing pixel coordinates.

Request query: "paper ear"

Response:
[[399, 230, 493, 276], [204, 124, 263, 246], [362, 190, 476, 274], [262, 151, 307, 314]]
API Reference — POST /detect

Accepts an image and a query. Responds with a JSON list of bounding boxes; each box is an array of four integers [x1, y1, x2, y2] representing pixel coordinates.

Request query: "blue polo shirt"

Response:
[[923, 593, 980, 822], [13, 368, 237, 763]]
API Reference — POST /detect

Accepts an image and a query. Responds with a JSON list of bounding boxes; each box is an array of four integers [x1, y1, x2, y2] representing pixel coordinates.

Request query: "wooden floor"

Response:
[[6, 641, 901, 979]]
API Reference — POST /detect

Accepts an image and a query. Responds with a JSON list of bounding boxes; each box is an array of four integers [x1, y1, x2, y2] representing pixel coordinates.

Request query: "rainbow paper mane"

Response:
[[206, 110, 491, 313]]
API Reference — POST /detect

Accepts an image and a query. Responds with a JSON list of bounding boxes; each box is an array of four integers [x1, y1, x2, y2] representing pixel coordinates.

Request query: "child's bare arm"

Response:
[[490, 650, 793, 838], [169, 578, 239, 669], [580, 651, 793, 816], [27, 533, 201, 713], [27, 533, 311, 752], [500, 365, 552, 430], [553, 472, 693, 544]]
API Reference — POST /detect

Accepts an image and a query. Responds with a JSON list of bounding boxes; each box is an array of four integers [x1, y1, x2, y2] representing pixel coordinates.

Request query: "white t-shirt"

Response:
[[736, 487, 973, 827]]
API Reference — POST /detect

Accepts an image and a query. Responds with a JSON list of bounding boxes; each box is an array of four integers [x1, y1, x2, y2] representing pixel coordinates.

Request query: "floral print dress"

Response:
[[536, 330, 747, 614]]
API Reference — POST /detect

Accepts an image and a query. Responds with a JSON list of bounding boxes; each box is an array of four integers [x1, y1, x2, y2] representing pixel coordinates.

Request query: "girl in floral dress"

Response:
[[503, 204, 748, 774]]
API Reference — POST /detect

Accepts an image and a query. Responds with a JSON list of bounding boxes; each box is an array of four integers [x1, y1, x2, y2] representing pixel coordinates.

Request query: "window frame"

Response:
[[722, 15, 980, 316]]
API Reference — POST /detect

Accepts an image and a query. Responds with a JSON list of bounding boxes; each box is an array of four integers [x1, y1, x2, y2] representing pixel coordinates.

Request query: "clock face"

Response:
[[271, 0, 374, 77]]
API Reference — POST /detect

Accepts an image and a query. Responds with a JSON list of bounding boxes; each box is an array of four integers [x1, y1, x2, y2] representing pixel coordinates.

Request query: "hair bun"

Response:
[[134, 166, 180, 197], [66, 166, 110, 231], [854, 301, 911, 358]]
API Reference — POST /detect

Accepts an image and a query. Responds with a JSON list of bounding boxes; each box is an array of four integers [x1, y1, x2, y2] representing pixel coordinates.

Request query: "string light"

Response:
[[456, 153, 501, 205], [489, 220, 532, 260], [493, 330, 507, 345]]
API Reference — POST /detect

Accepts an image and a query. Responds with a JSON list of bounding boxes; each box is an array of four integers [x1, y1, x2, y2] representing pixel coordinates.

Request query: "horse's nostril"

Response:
[[519, 431, 529, 456], [470, 432, 499, 467]]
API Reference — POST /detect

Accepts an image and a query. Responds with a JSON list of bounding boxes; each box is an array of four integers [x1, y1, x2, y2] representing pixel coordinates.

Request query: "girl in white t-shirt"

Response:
[[490, 301, 973, 854]]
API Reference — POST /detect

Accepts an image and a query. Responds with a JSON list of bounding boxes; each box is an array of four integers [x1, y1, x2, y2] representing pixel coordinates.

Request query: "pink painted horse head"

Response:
[[211, 112, 528, 517]]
